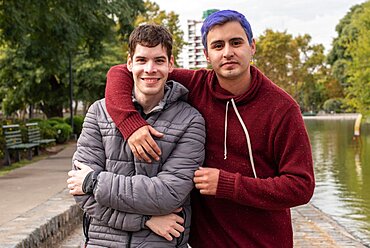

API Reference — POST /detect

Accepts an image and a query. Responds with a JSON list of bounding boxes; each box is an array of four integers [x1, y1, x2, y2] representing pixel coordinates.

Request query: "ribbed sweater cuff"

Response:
[[117, 114, 148, 139], [216, 170, 236, 200]]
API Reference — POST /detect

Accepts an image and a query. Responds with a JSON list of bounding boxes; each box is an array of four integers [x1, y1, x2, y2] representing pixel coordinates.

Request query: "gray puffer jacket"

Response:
[[73, 81, 206, 248]]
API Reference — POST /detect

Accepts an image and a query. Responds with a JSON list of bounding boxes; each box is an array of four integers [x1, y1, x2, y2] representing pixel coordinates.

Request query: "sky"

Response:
[[153, 0, 367, 53]]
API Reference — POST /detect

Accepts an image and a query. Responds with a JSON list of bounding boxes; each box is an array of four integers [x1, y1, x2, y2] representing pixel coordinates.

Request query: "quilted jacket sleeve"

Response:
[[94, 111, 206, 215], [72, 101, 147, 231]]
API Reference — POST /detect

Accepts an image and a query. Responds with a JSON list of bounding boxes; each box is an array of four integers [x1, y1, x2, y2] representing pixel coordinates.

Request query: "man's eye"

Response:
[[212, 43, 223, 49], [156, 59, 165, 64], [232, 40, 242, 46], [136, 59, 146, 63]]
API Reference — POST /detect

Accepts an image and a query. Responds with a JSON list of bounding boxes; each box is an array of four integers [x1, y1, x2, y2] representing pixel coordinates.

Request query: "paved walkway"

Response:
[[0, 142, 368, 247]]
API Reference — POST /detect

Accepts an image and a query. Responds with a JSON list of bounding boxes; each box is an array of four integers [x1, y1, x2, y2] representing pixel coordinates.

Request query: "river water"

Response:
[[304, 117, 370, 245]]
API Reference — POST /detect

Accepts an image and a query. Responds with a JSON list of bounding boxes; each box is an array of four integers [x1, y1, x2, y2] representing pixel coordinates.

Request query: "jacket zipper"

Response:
[[82, 212, 91, 247], [126, 231, 133, 248]]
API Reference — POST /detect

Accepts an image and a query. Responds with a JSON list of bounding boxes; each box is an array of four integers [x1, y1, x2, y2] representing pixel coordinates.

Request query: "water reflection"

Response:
[[305, 119, 370, 245]]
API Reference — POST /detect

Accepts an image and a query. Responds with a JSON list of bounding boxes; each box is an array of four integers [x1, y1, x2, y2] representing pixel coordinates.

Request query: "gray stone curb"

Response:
[[292, 203, 368, 247], [0, 189, 82, 248]]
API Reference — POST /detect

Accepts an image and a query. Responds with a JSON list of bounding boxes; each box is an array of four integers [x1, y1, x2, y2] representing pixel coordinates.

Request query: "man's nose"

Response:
[[223, 44, 234, 58], [145, 61, 157, 73]]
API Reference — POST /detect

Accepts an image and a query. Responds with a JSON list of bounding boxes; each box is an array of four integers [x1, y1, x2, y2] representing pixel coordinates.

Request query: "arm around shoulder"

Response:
[[105, 64, 147, 139]]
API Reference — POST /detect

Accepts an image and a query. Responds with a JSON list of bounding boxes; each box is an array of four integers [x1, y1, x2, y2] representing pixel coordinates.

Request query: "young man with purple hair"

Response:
[[105, 10, 315, 248]]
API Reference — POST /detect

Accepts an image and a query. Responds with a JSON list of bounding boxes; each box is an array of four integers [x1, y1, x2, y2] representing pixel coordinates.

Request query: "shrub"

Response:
[[0, 128, 4, 160], [53, 123, 72, 144], [48, 117, 66, 124], [28, 118, 45, 123], [323, 98, 344, 113], [46, 119, 62, 127], [64, 115, 84, 136], [38, 120, 58, 139]]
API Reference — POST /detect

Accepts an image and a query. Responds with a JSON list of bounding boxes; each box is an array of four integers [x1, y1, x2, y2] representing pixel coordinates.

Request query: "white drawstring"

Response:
[[223, 98, 257, 178], [224, 101, 230, 160]]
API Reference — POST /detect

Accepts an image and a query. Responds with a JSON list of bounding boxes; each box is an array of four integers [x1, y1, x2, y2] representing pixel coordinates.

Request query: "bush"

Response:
[[47, 119, 63, 127], [323, 98, 344, 113], [0, 128, 4, 160], [48, 117, 66, 124], [53, 123, 72, 144], [38, 120, 58, 139], [64, 115, 84, 136], [28, 118, 45, 123]]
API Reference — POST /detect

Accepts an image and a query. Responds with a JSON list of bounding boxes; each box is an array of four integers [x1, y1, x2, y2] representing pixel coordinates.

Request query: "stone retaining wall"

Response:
[[0, 189, 82, 248]]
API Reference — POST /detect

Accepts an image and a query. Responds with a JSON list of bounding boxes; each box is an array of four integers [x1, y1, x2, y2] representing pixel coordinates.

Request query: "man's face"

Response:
[[128, 44, 174, 98], [204, 21, 256, 82]]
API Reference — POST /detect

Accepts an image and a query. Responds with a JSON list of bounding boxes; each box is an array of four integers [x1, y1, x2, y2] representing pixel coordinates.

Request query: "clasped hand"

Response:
[[67, 161, 93, 195]]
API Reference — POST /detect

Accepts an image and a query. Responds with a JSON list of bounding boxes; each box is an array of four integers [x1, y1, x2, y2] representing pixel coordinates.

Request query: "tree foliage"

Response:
[[254, 29, 328, 112], [327, 1, 370, 116], [327, 3, 363, 86], [0, 0, 144, 118], [134, 0, 185, 66], [345, 1, 370, 116]]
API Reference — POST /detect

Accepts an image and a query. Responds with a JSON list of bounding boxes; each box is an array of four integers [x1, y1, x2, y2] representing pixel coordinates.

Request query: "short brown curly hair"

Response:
[[129, 24, 173, 59]]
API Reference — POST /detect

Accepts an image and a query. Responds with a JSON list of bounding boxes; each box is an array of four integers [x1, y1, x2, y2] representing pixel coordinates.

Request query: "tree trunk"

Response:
[[39, 75, 67, 118], [28, 104, 34, 119], [74, 100, 78, 115]]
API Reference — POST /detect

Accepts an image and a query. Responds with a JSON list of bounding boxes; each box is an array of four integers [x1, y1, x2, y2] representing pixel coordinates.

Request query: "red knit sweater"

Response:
[[105, 65, 315, 248]]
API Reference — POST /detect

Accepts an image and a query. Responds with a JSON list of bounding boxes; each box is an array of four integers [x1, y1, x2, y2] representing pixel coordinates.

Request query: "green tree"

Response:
[[345, 1, 370, 116], [0, 0, 144, 118], [254, 29, 327, 112], [327, 3, 364, 86], [74, 41, 125, 113], [135, 0, 185, 65]]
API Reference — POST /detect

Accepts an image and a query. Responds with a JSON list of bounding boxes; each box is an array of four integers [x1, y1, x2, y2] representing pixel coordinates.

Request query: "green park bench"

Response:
[[2, 124, 40, 165], [26, 122, 56, 146]]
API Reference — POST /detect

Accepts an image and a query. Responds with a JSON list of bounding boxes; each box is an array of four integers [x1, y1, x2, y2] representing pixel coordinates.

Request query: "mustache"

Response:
[[220, 61, 239, 66]]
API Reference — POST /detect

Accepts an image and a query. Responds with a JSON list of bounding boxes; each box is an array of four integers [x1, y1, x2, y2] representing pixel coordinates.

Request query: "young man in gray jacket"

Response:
[[67, 24, 205, 248]]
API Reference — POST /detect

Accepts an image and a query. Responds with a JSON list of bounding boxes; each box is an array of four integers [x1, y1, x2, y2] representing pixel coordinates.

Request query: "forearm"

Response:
[[105, 65, 198, 139], [216, 167, 314, 210], [105, 64, 147, 139], [216, 107, 314, 209], [75, 193, 147, 232]]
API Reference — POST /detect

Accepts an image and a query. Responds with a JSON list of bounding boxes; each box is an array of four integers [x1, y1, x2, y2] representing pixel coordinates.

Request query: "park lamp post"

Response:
[[68, 52, 74, 137]]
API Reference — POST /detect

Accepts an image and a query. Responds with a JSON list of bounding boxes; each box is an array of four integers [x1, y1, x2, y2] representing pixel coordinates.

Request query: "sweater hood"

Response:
[[163, 80, 189, 105], [207, 65, 263, 104], [133, 80, 188, 115]]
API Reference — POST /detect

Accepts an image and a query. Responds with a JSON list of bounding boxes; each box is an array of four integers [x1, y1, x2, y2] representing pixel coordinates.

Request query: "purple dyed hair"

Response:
[[201, 10, 253, 50]]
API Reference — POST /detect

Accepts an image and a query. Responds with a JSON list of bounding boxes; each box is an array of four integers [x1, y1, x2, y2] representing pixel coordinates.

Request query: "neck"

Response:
[[218, 70, 252, 96], [134, 91, 164, 114]]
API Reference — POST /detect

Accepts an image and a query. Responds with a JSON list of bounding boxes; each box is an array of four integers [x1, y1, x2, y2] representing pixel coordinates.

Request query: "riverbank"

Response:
[[303, 113, 360, 120]]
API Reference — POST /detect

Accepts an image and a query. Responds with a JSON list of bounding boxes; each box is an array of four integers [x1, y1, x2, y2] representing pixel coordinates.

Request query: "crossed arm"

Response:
[[67, 161, 185, 240], [67, 101, 205, 239]]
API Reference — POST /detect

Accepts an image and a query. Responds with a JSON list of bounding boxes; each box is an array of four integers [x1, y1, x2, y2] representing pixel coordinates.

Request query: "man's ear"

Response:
[[250, 38, 256, 56], [204, 49, 210, 63], [127, 54, 133, 72], [168, 55, 175, 73]]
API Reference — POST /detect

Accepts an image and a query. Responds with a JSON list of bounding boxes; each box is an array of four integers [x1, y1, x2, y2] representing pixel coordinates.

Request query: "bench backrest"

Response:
[[2, 124, 23, 147], [26, 123, 41, 143]]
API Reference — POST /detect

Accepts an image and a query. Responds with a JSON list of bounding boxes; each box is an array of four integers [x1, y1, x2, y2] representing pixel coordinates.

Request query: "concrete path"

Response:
[[0, 142, 368, 247], [0, 143, 76, 226]]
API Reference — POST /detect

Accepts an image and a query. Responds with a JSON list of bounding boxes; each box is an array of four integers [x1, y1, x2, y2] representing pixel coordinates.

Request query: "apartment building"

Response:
[[182, 9, 219, 69]]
